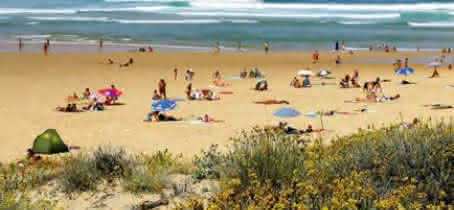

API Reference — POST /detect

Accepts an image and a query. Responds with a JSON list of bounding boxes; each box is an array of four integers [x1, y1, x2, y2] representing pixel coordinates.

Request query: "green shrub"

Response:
[[93, 146, 132, 180], [221, 128, 308, 189], [200, 121, 454, 209], [59, 155, 100, 194], [193, 144, 223, 180], [122, 167, 168, 194]]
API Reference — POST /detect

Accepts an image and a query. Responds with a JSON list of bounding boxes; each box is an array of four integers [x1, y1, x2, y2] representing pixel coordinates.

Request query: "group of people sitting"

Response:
[[145, 111, 181, 122], [340, 70, 360, 88], [56, 85, 121, 113], [276, 121, 322, 135], [355, 78, 400, 103], [290, 76, 311, 88], [240, 68, 265, 79], [185, 83, 219, 100]]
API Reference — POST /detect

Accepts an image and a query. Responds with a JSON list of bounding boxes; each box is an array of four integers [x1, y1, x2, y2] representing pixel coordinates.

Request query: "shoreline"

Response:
[[0, 39, 448, 53]]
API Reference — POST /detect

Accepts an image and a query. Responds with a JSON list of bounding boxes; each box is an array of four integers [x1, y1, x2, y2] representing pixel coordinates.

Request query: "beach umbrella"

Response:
[[273, 107, 301, 118], [98, 88, 122, 98], [396, 67, 415, 76], [297, 69, 314, 77], [428, 61, 441, 67], [152, 100, 177, 112]]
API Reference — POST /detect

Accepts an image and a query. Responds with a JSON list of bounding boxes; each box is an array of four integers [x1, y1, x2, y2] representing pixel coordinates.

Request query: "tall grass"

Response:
[[191, 121, 454, 209]]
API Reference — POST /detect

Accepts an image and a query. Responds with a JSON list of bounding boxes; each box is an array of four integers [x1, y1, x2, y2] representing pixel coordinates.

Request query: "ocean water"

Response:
[[1, 0, 454, 51]]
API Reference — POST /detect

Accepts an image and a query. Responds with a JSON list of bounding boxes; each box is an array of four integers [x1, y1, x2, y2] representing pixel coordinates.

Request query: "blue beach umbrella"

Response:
[[152, 100, 177, 112], [396, 67, 414, 76], [274, 107, 301, 118]]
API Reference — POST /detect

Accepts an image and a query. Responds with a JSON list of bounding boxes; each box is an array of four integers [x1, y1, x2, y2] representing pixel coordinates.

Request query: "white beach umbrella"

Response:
[[297, 69, 314, 76], [428, 61, 441, 67]]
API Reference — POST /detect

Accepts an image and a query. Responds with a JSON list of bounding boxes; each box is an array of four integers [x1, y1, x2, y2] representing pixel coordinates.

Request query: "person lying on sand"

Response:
[[56, 103, 82, 112], [355, 94, 400, 103], [401, 80, 416, 85], [197, 114, 224, 123], [107, 59, 115, 65], [202, 89, 219, 100], [277, 122, 325, 135], [213, 79, 230, 87], [254, 100, 290, 105], [119, 58, 134, 68], [425, 104, 454, 110], [145, 111, 182, 122]]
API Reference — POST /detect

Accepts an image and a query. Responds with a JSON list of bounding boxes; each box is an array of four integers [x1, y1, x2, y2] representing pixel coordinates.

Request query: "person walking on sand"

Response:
[[158, 79, 167, 99], [335, 40, 339, 51], [174, 68, 178, 80], [18, 38, 24, 52], [99, 38, 103, 50], [237, 41, 242, 51], [264, 40, 269, 53]]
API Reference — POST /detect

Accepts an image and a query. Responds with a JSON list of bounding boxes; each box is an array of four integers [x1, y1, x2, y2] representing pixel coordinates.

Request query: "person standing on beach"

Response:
[[215, 41, 220, 54], [335, 40, 339, 51], [174, 68, 178, 80], [264, 40, 269, 53], [18, 38, 23, 52], [158, 79, 167, 99], [99, 38, 103, 50], [43, 41, 49, 55], [312, 50, 319, 64], [237, 41, 242, 52]]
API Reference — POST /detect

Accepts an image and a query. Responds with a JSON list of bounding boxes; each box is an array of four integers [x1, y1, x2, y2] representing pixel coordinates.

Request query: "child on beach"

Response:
[[152, 90, 161, 100]]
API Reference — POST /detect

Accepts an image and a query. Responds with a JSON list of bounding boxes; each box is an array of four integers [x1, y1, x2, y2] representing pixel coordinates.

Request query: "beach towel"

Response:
[[219, 91, 234, 95], [225, 76, 242, 80]]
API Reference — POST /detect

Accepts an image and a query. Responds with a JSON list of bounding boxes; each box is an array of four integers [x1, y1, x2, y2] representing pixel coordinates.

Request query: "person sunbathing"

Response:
[[254, 100, 290, 105], [56, 103, 81, 112], [146, 111, 181, 122], [202, 89, 219, 100], [401, 80, 416, 85], [107, 59, 114, 64], [213, 79, 229, 87], [197, 114, 223, 123], [356, 94, 400, 103]]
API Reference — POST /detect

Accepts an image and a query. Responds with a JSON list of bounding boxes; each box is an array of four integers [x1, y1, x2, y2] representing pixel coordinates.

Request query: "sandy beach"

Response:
[[0, 50, 453, 162]]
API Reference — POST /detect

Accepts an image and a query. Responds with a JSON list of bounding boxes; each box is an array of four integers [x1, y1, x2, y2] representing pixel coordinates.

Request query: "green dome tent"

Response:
[[32, 129, 69, 154]]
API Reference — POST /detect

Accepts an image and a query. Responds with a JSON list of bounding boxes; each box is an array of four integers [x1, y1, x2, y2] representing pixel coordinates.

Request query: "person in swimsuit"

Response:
[[158, 79, 167, 99]]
